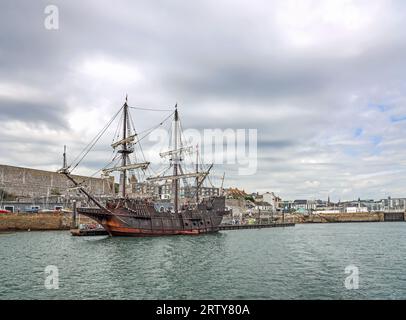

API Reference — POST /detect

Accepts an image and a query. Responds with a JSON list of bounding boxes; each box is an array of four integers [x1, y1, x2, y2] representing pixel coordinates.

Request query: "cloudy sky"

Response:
[[1, 0, 406, 201]]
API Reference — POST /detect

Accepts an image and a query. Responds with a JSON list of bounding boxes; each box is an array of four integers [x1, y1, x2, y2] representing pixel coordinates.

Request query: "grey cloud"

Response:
[[0, 98, 66, 128], [1, 0, 406, 200]]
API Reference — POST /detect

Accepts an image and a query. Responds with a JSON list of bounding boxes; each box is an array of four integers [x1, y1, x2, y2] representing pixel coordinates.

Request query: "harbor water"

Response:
[[1, 222, 406, 299]]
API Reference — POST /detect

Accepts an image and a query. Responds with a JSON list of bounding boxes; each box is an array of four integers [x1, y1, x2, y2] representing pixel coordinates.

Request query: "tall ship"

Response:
[[59, 97, 229, 236]]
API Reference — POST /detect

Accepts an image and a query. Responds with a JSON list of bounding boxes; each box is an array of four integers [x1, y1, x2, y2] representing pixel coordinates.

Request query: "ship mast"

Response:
[[99, 97, 150, 195], [122, 96, 129, 197], [173, 105, 179, 213], [116, 95, 141, 198], [59, 96, 151, 203], [196, 144, 199, 203], [145, 106, 212, 208]]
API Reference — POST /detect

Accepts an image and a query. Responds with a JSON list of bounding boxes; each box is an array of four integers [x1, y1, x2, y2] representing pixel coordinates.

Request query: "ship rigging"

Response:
[[58, 96, 229, 236]]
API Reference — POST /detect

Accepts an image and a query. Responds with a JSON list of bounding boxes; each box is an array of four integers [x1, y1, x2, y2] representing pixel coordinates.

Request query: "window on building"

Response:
[[4, 206, 14, 213]]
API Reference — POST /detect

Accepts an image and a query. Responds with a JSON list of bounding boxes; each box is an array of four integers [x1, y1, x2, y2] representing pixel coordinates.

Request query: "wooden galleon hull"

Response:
[[77, 203, 226, 237]]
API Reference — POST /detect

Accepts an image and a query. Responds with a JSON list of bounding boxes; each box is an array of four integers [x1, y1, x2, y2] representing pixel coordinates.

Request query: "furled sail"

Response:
[[159, 145, 193, 158], [102, 162, 150, 175], [111, 134, 137, 149], [146, 171, 208, 183]]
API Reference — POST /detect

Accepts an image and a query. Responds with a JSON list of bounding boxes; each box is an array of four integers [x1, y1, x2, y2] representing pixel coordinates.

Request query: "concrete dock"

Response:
[[219, 222, 295, 230]]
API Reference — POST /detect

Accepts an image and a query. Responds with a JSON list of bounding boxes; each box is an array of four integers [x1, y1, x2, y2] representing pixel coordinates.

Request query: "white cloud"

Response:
[[0, 81, 45, 102], [77, 55, 144, 85]]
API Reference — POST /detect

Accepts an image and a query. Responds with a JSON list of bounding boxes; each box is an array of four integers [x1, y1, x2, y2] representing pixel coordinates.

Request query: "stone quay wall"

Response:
[[276, 212, 385, 224], [0, 212, 95, 231], [0, 164, 115, 199], [0, 212, 71, 231]]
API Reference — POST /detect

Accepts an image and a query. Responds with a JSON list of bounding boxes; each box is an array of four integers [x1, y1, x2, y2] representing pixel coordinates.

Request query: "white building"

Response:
[[262, 192, 281, 212], [254, 201, 272, 211], [346, 207, 369, 213], [313, 210, 341, 214]]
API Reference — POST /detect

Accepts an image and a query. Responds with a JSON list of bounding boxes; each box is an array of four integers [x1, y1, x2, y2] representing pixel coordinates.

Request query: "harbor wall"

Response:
[[306, 212, 384, 223], [0, 164, 115, 199], [276, 212, 387, 224], [0, 212, 94, 231]]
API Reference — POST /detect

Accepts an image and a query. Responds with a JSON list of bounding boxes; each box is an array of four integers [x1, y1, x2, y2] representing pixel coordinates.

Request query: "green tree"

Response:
[[245, 195, 254, 202]]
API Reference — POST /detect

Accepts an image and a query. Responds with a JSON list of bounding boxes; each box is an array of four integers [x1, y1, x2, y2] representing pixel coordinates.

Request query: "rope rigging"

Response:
[[69, 105, 124, 172], [129, 106, 173, 112], [68, 103, 175, 179], [65, 100, 218, 201]]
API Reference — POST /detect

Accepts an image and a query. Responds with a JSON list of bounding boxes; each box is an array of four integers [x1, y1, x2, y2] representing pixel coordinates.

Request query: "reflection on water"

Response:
[[1, 223, 406, 299]]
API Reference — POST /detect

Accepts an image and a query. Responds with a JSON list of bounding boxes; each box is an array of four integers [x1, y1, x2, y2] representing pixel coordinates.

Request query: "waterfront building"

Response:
[[129, 175, 160, 197], [262, 192, 282, 212], [293, 200, 307, 211], [225, 187, 247, 199], [254, 201, 272, 211], [128, 175, 220, 200], [315, 199, 328, 209], [380, 197, 406, 210], [184, 186, 220, 198], [292, 200, 316, 212], [346, 206, 369, 213], [280, 200, 294, 213], [0, 198, 64, 213], [250, 192, 261, 200], [359, 199, 383, 212], [313, 209, 341, 214]]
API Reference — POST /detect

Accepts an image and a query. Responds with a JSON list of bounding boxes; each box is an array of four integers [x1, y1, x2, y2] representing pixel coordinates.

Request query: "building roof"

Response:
[[225, 187, 247, 198], [255, 201, 271, 206]]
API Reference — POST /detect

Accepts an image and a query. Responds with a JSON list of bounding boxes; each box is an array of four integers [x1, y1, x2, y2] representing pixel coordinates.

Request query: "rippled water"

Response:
[[1, 222, 406, 299]]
